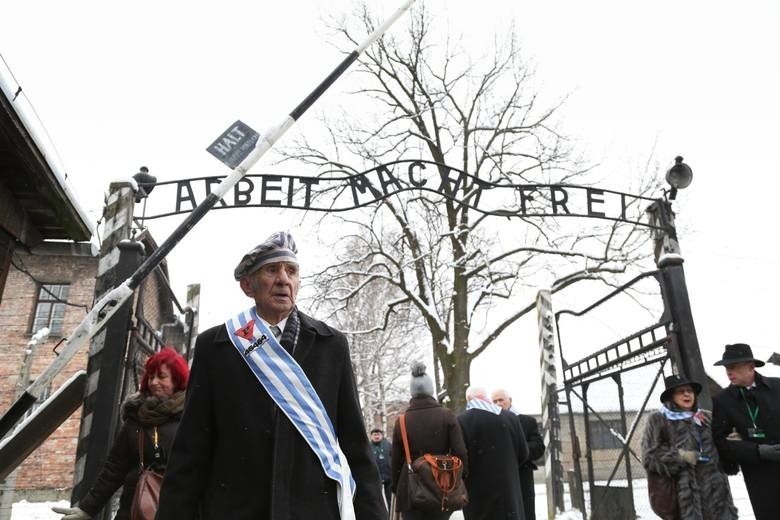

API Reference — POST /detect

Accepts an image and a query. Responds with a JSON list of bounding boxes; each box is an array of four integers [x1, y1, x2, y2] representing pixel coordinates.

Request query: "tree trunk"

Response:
[[439, 348, 471, 411]]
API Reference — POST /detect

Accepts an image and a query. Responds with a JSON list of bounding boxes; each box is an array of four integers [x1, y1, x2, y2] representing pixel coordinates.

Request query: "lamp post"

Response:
[[647, 157, 711, 408]]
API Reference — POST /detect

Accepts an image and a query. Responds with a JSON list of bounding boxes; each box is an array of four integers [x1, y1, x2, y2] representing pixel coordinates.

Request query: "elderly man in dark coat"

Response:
[[458, 387, 529, 520], [492, 389, 545, 520], [157, 231, 385, 520], [712, 343, 780, 520]]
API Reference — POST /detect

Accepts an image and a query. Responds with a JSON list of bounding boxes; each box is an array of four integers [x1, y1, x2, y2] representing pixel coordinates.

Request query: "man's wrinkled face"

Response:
[[241, 261, 300, 321], [491, 391, 512, 411], [725, 362, 756, 387]]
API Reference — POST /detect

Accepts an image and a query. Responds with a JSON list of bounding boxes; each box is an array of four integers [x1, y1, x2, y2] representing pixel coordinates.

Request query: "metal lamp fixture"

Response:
[[665, 156, 693, 200]]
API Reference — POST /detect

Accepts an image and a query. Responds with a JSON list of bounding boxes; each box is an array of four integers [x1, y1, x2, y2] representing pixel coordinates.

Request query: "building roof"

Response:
[[0, 60, 93, 245]]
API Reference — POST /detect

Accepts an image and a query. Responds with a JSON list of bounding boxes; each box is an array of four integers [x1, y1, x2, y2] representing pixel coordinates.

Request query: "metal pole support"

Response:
[[537, 290, 566, 518], [648, 199, 711, 409], [657, 259, 712, 409]]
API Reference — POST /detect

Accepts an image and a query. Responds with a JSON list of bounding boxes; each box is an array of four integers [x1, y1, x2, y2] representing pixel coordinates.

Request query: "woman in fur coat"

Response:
[[53, 348, 189, 520], [642, 374, 737, 520]]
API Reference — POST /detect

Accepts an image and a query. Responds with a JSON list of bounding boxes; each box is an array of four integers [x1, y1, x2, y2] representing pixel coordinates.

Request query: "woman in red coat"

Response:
[[53, 348, 189, 520]]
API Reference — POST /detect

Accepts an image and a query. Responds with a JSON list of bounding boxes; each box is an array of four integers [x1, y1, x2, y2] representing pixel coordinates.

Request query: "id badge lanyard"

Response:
[[740, 388, 765, 439], [693, 425, 711, 463]]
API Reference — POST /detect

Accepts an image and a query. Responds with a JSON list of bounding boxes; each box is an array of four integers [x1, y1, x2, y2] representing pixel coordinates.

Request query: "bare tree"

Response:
[[304, 239, 427, 431], [290, 5, 660, 409]]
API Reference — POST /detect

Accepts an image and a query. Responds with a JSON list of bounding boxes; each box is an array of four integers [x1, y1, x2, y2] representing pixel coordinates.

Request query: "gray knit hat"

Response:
[[233, 231, 298, 280], [410, 362, 434, 398]]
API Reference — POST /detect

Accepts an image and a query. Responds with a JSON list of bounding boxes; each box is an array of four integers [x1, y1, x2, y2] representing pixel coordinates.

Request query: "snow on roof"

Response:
[[0, 57, 96, 239]]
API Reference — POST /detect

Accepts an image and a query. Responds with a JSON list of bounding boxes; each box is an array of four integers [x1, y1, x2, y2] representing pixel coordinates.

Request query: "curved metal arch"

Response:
[[138, 160, 665, 230]]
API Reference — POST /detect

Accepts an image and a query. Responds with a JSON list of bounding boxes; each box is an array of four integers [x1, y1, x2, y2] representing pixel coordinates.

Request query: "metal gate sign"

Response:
[[206, 120, 261, 169], [135, 159, 660, 229]]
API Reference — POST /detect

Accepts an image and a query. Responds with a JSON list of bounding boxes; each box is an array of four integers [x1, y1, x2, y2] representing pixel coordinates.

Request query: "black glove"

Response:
[[757, 444, 780, 462]]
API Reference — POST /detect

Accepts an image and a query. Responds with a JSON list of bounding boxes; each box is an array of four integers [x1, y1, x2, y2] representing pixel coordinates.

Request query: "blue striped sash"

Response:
[[226, 306, 356, 519], [466, 399, 503, 414]]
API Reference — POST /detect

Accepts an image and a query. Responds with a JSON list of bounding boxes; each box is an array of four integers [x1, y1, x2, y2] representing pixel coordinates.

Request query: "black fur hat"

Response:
[[660, 374, 702, 403]]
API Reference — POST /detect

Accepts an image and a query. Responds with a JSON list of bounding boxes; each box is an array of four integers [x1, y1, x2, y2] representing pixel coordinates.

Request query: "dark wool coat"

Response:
[[641, 409, 737, 520], [457, 408, 529, 520], [517, 414, 544, 520], [712, 372, 780, 520], [156, 311, 386, 520], [371, 438, 392, 483], [77, 396, 181, 519], [390, 395, 468, 512]]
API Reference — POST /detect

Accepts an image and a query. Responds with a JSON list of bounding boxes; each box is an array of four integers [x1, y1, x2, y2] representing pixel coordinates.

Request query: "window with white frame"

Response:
[[31, 283, 70, 336]]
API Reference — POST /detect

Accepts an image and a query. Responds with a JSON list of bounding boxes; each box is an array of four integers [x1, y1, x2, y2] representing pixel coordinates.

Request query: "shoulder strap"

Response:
[[136, 425, 160, 469], [137, 429, 145, 468], [443, 409, 452, 455], [399, 413, 412, 465]]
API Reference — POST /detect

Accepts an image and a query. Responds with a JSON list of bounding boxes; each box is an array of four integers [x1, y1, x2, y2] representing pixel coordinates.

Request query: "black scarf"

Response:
[[122, 391, 186, 426], [277, 307, 301, 355]]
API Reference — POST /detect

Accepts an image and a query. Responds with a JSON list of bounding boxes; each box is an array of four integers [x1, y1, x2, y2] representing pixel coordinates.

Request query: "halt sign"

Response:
[[206, 120, 261, 169]]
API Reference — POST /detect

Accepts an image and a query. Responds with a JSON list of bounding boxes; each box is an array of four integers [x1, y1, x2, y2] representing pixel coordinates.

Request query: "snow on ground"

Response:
[[11, 500, 68, 520], [16, 476, 756, 519], [554, 511, 584, 520], [451, 477, 754, 519]]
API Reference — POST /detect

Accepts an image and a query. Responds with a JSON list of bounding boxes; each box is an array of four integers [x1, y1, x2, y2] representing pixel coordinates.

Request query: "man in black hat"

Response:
[[712, 343, 780, 520], [157, 231, 386, 519]]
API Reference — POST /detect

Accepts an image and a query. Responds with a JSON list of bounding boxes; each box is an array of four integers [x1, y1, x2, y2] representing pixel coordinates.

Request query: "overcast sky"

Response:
[[2, 0, 778, 412]]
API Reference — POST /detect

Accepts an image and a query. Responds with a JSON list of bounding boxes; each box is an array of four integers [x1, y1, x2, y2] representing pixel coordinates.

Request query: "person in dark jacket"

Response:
[[458, 386, 529, 520], [642, 374, 737, 520], [52, 348, 189, 520], [492, 388, 545, 520], [156, 231, 385, 520], [712, 343, 780, 520], [391, 363, 468, 520], [370, 428, 393, 510]]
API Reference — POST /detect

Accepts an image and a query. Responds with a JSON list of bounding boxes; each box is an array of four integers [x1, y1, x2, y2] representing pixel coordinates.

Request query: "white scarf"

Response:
[[660, 404, 705, 426]]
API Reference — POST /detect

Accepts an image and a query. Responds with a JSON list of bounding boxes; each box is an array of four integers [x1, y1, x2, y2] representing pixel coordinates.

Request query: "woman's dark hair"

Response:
[[140, 347, 190, 394]]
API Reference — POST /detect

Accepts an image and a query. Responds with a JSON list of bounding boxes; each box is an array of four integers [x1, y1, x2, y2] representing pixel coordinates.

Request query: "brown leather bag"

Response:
[[130, 428, 164, 520], [647, 420, 680, 520], [397, 413, 468, 512], [647, 470, 679, 520]]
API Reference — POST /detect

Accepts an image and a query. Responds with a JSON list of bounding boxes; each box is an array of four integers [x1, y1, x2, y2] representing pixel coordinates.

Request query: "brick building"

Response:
[[0, 244, 97, 505], [0, 60, 195, 518], [0, 56, 96, 513]]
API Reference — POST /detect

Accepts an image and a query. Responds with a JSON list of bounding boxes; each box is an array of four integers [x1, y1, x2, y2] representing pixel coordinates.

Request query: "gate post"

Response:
[[537, 290, 566, 518], [71, 181, 142, 518], [647, 199, 711, 409]]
